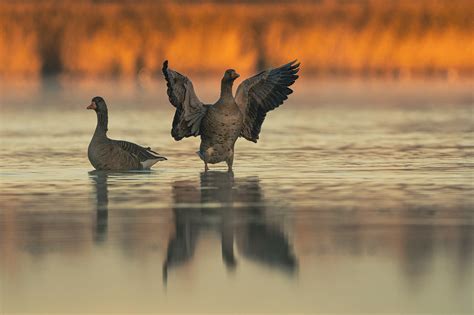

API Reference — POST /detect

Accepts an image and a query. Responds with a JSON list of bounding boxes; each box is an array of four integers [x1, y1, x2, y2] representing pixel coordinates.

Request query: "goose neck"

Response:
[[220, 80, 234, 100], [94, 110, 108, 136]]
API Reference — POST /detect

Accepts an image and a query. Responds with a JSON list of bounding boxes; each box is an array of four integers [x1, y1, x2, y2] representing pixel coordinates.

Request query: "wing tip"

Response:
[[285, 59, 300, 70], [171, 132, 183, 141], [242, 135, 258, 143], [290, 60, 301, 71], [153, 154, 168, 161], [146, 147, 168, 161], [276, 59, 300, 75], [285, 59, 299, 67], [162, 60, 169, 76]]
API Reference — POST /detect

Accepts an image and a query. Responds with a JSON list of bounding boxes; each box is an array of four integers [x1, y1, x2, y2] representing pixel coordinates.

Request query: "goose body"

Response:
[[87, 97, 166, 171], [198, 93, 243, 166], [162, 60, 300, 172]]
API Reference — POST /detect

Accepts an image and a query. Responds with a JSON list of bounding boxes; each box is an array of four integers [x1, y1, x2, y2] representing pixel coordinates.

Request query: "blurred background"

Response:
[[0, 0, 472, 80]]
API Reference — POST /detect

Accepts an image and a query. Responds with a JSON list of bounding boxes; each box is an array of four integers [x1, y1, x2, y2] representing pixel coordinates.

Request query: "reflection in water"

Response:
[[1, 168, 472, 313], [89, 171, 109, 244], [163, 171, 297, 283], [456, 225, 474, 287], [400, 224, 435, 289], [400, 222, 474, 290], [1, 85, 473, 313]]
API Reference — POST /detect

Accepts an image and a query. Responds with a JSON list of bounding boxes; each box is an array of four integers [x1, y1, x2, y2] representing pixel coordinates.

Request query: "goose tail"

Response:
[[140, 147, 167, 169], [146, 147, 167, 161]]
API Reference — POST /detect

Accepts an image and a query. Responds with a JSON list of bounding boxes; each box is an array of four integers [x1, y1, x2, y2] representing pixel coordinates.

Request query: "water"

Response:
[[0, 79, 473, 314]]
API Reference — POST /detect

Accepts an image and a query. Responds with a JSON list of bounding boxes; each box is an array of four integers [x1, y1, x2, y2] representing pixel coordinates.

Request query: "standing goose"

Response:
[[162, 60, 300, 172], [86, 96, 166, 170]]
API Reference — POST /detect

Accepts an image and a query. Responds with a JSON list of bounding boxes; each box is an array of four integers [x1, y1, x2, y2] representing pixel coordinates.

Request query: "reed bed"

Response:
[[0, 0, 472, 79]]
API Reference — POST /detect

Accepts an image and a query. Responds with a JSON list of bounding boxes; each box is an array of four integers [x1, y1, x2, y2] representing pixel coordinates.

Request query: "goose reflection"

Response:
[[89, 171, 109, 244], [163, 171, 297, 283]]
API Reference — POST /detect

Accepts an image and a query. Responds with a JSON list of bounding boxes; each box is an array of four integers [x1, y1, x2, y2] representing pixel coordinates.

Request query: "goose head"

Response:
[[222, 69, 240, 82], [87, 96, 107, 113]]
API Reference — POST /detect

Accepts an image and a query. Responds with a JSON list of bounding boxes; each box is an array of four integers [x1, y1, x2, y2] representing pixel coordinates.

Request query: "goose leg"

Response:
[[226, 152, 234, 173], [204, 161, 209, 172]]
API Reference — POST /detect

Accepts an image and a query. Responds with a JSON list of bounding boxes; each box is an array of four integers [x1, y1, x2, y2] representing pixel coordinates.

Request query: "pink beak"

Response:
[[86, 102, 97, 110]]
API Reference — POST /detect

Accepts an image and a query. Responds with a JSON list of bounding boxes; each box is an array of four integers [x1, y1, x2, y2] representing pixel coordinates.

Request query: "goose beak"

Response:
[[232, 72, 240, 79], [87, 102, 97, 110]]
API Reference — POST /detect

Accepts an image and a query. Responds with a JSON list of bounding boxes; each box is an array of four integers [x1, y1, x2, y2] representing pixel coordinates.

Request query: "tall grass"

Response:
[[0, 0, 472, 79]]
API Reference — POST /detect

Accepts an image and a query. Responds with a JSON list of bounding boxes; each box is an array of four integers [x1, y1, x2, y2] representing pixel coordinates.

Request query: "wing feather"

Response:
[[114, 140, 167, 162], [162, 60, 208, 141], [235, 60, 300, 142]]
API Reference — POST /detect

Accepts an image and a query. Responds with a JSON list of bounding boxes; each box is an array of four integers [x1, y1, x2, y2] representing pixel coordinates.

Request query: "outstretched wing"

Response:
[[235, 60, 300, 143], [162, 60, 208, 141], [114, 140, 167, 162]]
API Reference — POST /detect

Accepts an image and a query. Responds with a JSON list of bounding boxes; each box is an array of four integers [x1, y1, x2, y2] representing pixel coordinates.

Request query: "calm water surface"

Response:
[[0, 80, 473, 314]]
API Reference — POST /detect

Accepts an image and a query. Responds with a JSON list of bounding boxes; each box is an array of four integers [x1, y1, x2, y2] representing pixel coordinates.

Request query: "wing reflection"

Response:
[[163, 171, 297, 283]]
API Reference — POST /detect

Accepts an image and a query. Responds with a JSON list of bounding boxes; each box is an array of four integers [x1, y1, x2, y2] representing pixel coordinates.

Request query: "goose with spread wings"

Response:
[[86, 96, 166, 170], [162, 60, 300, 172]]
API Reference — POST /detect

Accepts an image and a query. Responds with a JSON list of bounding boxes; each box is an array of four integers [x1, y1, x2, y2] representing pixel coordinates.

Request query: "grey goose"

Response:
[[162, 60, 300, 172], [86, 96, 166, 170]]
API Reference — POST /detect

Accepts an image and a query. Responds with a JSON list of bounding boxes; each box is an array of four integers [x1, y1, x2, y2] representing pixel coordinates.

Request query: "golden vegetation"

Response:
[[0, 0, 472, 79]]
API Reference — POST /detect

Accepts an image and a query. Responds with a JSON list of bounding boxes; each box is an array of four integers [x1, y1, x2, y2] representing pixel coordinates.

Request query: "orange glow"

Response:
[[0, 0, 472, 79]]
